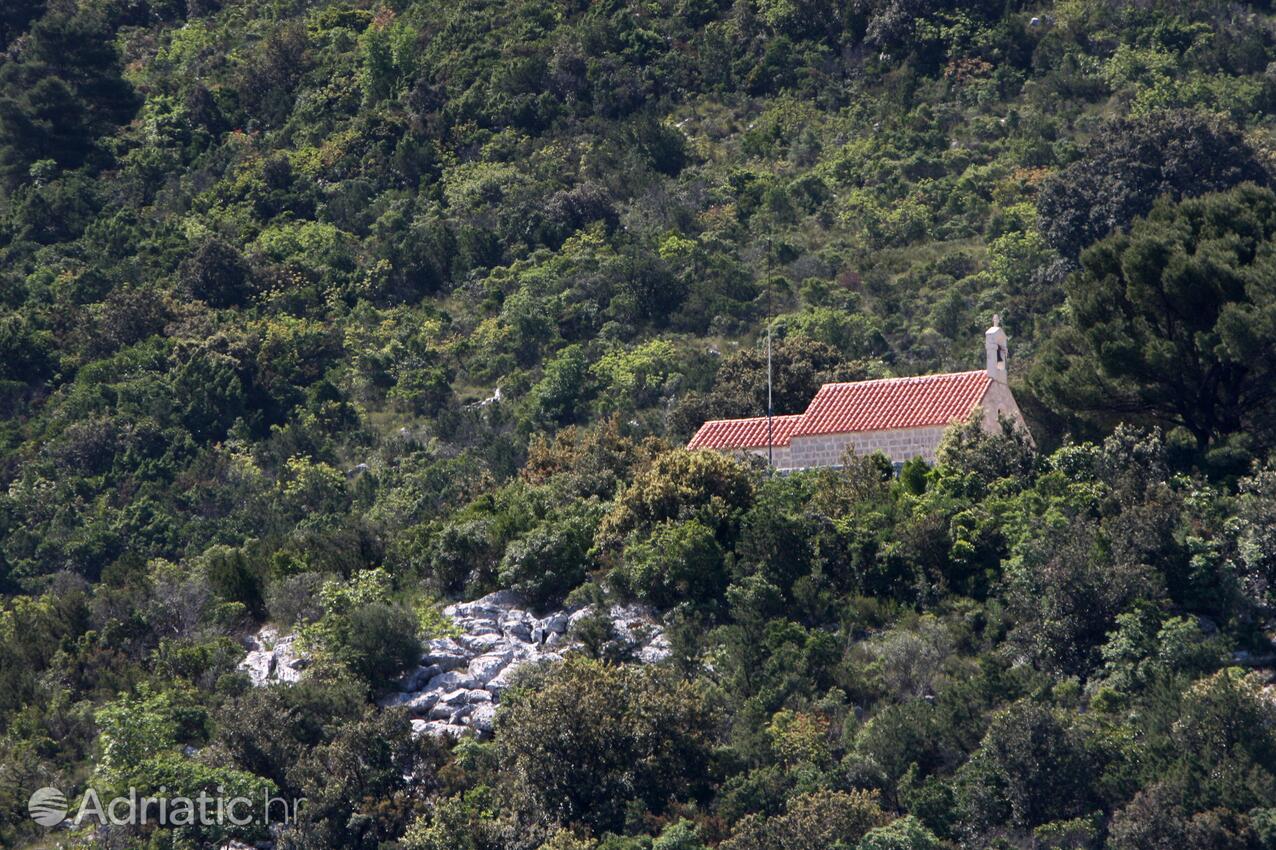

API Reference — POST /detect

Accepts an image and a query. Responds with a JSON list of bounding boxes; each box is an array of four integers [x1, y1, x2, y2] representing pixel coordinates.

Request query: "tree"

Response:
[[0, 77, 93, 180], [720, 790, 888, 850], [934, 415, 1036, 498], [0, 0, 43, 50], [630, 116, 690, 176], [529, 344, 592, 426], [0, 11, 137, 183], [389, 363, 453, 415], [180, 237, 254, 307], [1038, 111, 1269, 260], [1106, 783, 1189, 850], [107, 752, 276, 845], [1035, 184, 1276, 451], [857, 816, 941, 850], [0, 312, 54, 384], [278, 709, 433, 849], [1108, 785, 1267, 850], [1004, 516, 1162, 676], [1169, 668, 1276, 812], [614, 519, 728, 608], [595, 449, 755, 553], [704, 336, 871, 419], [173, 346, 248, 440], [24, 13, 136, 126], [94, 689, 178, 788], [213, 678, 366, 793], [954, 702, 1095, 836], [92, 286, 171, 357], [784, 308, 887, 360], [497, 658, 716, 833]]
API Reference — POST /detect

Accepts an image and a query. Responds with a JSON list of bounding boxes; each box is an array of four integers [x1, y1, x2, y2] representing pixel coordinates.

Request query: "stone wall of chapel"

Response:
[[785, 425, 949, 469], [980, 380, 1029, 436]]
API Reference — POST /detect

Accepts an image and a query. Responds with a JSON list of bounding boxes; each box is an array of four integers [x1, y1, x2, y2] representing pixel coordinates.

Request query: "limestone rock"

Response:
[[422, 638, 468, 670], [239, 589, 670, 742], [400, 664, 443, 692], [540, 612, 571, 635], [413, 719, 471, 739], [239, 626, 309, 687], [639, 634, 672, 664], [426, 669, 480, 692], [468, 651, 513, 684], [395, 594, 670, 739], [468, 703, 497, 734]]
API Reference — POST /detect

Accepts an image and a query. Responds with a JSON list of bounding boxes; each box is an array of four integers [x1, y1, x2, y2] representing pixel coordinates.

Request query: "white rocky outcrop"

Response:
[[238, 626, 308, 686], [239, 590, 669, 740], [384, 591, 669, 739]]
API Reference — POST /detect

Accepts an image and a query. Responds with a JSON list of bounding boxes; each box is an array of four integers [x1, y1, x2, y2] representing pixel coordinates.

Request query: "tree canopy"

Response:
[[1035, 183, 1276, 451]]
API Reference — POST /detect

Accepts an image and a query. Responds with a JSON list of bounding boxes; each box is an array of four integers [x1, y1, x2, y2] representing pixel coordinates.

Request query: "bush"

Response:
[[401, 788, 502, 850], [300, 569, 420, 687], [497, 657, 717, 833], [265, 572, 326, 627], [203, 545, 264, 616], [614, 519, 727, 609], [856, 816, 940, 850], [180, 237, 254, 307], [498, 512, 594, 610], [595, 449, 755, 553], [954, 702, 1095, 834], [423, 518, 502, 595], [344, 601, 421, 687], [721, 789, 888, 850], [653, 820, 706, 850]]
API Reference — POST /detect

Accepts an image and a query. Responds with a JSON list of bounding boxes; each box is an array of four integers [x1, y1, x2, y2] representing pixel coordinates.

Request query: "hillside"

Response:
[[3, 0, 1276, 848]]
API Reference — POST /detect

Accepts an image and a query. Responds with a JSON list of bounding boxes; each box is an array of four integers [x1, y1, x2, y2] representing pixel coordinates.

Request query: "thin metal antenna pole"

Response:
[[766, 271, 773, 474]]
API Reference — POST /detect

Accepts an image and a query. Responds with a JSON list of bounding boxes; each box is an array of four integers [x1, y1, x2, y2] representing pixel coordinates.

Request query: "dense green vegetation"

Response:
[[3, 0, 1276, 848]]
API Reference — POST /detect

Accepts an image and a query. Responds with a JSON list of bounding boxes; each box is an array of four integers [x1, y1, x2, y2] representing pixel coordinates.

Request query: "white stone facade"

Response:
[[785, 425, 949, 469], [979, 378, 1027, 433]]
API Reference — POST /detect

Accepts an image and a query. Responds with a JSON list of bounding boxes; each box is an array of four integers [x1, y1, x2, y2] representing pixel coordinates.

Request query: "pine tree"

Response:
[[1035, 184, 1276, 451]]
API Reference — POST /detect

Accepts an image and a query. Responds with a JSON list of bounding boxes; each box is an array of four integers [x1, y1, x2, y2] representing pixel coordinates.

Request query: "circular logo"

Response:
[[28, 787, 68, 826]]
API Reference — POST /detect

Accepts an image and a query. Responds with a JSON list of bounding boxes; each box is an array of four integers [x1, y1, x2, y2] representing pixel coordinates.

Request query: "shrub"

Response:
[[595, 449, 755, 553], [721, 789, 888, 850], [613, 519, 727, 609], [497, 658, 716, 833], [498, 513, 594, 610], [300, 569, 420, 687], [857, 816, 941, 850]]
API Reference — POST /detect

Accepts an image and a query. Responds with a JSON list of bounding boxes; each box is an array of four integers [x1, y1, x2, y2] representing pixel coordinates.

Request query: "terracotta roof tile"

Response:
[[792, 371, 991, 437], [687, 414, 804, 450]]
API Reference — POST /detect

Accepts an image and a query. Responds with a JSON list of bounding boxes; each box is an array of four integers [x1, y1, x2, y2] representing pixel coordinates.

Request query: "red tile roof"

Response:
[[687, 371, 993, 452], [688, 414, 804, 450], [793, 371, 991, 437]]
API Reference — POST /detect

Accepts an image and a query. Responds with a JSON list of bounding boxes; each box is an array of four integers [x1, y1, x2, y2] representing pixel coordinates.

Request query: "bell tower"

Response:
[[985, 314, 1008, 382]]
